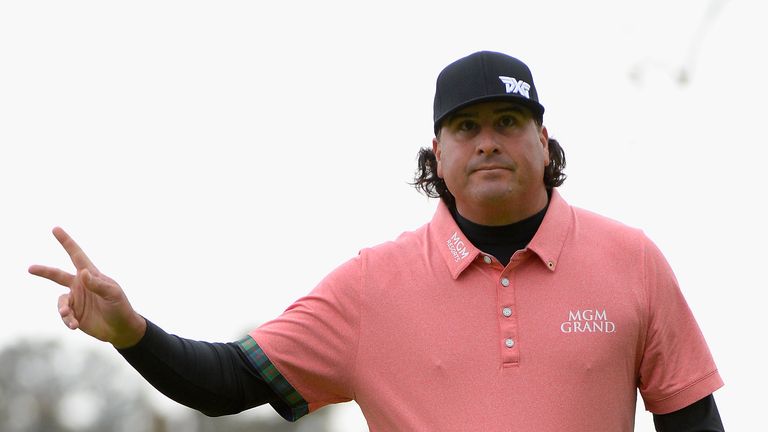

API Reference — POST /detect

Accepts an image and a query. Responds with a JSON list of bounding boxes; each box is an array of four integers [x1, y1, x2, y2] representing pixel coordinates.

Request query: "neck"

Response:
[[455, 189, 549, 226], [451, 198, 549, 264]]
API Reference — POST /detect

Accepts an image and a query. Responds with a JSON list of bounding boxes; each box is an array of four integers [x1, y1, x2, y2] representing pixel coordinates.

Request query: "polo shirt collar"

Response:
[[527, 188, 572, 272], [430, 189, 573, 279], [431, 201, 482, 279]]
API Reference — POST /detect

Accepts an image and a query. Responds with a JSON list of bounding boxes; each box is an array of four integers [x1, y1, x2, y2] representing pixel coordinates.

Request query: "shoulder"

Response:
[[547, 190, 651, 251], [550, 204, 664, 276], [359, 223, 431, 263], [570, 205, 650, 246]]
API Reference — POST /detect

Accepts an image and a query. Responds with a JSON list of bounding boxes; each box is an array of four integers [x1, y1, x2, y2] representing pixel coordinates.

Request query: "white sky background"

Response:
[[1, 0, 766, 430]]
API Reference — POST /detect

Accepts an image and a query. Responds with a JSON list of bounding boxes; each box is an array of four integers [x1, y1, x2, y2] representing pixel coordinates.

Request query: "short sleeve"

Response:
[[243, 256, 362, 420], [638, 237, 723, 414]]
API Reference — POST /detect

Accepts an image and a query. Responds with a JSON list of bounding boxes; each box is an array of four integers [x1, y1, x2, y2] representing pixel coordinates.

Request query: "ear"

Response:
[[539, 125, 550, 166], [432, 137, 443, 178]]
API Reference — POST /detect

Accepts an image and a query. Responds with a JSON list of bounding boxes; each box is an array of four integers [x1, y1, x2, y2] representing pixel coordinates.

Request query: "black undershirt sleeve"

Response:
[[117, 319, 279, 417], [653, 394, 724, 431]]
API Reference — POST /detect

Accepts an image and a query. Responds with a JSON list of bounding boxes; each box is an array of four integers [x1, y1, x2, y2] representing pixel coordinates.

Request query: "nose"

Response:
[[475, 129, 500, 155]]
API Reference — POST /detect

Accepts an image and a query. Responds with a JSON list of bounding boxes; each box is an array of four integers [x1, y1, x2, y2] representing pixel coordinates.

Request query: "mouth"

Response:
[[473, 165, 512, 173]]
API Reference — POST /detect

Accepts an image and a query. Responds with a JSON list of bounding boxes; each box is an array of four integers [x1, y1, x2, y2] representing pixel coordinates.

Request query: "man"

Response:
[[30, 51, 724, 431]]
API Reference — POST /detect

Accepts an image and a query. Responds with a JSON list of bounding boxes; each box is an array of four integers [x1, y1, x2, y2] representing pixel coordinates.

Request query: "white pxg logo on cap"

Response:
[[498, 76, 531, 98], [433, 51, 545, 134]]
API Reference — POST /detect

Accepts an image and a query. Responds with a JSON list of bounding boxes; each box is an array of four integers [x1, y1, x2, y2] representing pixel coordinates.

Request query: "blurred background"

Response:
[[1, 0, 765, 430]]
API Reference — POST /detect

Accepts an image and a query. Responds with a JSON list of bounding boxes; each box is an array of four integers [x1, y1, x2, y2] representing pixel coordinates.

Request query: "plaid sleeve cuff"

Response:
[[236, 336, 309, 421]]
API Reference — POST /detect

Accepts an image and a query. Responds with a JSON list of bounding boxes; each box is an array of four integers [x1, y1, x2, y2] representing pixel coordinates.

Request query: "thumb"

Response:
[[81, 269, 113, 297]]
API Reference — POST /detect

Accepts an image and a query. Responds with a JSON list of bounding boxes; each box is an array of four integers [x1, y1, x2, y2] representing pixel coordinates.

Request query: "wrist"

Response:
[[111, 313, 147, 349]]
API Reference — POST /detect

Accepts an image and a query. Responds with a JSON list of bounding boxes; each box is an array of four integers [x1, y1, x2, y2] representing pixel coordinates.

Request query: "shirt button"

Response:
[[502, 307, 512, 317], [483, 255, 492, 264], [505, 338, 515, 348], [500, 277, 510, 287]]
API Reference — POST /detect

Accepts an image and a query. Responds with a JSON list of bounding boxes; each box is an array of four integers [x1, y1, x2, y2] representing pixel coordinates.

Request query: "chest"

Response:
[[358, 254, 645, 383], [354, 257, 643, 431]]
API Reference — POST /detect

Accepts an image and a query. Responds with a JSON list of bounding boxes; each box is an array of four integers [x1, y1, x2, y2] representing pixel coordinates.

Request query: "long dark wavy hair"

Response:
[[412, 132, 567, 210]]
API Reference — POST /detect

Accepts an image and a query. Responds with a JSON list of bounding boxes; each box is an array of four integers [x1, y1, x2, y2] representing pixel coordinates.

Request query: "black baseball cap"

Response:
[[433, 51, 545, 134]]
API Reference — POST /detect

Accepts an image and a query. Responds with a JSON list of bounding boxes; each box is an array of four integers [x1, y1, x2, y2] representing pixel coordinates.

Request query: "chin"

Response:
[[471, 184, 518, 200]]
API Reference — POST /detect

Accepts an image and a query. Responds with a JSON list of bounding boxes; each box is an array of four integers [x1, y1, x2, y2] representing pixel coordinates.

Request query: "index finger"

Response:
[[52, 227, 97, 271]]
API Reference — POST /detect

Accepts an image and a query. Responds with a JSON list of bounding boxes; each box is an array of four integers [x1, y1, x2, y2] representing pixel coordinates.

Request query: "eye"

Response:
[[497, 115, 518, 128], [456, 119, 478, 132]]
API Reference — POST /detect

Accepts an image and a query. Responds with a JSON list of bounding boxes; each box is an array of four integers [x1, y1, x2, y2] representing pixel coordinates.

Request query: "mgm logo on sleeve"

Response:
[[560, 309, 616, 334]]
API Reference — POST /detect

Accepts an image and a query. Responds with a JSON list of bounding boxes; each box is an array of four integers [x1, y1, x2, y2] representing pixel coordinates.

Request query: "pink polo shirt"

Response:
[[246, 189, 722, 431]]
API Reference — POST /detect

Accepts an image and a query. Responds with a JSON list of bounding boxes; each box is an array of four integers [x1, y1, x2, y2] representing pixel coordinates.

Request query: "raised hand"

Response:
[[29, 227, 146, 348]]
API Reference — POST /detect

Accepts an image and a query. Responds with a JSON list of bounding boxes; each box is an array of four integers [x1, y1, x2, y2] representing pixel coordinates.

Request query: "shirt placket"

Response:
[[481, 253, 521, 366], [499, 265, 520, 366]]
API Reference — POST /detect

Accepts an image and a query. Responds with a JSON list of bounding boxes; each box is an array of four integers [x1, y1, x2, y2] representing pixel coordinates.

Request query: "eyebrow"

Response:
[[446, 105, 528, 124]]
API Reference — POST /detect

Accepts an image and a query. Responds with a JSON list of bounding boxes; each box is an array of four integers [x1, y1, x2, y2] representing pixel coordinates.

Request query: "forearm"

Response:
[[117, 319, 278, 416], [653, 394, 724, 432]]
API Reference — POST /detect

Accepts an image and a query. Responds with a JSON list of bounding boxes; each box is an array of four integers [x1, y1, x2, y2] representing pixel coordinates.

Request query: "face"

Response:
[[433, 101, 550, 226]]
